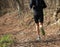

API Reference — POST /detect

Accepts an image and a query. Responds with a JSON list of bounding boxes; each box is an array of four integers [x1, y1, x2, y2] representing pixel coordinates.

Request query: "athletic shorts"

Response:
[[34, 10, 44, 23]]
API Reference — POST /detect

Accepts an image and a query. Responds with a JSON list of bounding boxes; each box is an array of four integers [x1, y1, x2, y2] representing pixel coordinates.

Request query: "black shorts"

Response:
[[34, 10, 44, 23]]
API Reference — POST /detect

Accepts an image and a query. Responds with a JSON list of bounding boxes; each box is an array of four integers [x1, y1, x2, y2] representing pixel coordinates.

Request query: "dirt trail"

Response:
[[0, 11, 60, 47]]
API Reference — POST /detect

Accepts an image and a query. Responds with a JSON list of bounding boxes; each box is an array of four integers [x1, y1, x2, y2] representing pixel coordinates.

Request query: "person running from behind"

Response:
[[30, 0, 47, 40]]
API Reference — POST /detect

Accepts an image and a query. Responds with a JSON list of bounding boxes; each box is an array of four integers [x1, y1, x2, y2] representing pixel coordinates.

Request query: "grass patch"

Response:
[[0, 34, 13, 47]]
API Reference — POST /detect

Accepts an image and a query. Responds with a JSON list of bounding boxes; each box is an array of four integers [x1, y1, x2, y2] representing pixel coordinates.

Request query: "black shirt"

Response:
[[30, 0, 47, 10]]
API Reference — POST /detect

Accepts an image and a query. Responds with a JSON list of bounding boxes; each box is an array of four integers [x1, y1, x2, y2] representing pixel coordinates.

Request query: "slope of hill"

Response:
[[0, 0, 60, 47]]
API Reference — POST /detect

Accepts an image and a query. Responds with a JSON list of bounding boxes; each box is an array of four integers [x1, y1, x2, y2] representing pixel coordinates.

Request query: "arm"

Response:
[[30, 0, 34, 9], [42, 0, 47, 8]]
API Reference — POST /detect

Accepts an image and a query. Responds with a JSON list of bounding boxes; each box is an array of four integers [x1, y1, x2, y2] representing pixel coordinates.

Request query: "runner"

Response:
[[30, 0, 47, 40]]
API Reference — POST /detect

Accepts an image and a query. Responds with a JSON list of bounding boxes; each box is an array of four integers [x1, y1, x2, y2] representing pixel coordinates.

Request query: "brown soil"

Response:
[[0, 10, 60, 47]]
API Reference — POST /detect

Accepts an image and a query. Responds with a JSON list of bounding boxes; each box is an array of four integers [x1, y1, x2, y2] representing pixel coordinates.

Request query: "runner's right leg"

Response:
[[35, 23, 41, 40]]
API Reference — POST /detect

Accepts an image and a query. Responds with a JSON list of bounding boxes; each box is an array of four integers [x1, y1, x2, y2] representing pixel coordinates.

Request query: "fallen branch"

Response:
[[51, 19, 60, 26]]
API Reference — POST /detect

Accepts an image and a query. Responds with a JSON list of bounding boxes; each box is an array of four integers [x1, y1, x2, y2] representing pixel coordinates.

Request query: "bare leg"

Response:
[[39, 22, 43, 29], [36, 23, 40, 37], [39, 22, 46, 40], [35, 23, 41, 40], [39, 22, 45, 35]]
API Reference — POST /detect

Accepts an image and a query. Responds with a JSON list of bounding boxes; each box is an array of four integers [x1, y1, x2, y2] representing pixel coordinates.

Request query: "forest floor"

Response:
[[0, 11, 60, 47]]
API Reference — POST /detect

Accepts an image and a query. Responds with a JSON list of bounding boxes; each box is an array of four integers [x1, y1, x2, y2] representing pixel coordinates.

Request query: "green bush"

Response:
[[0, 34, 13, 47]]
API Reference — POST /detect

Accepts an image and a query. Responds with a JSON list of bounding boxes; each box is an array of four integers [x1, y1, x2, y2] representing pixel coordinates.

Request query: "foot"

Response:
[[36, 36, 41, 41]]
